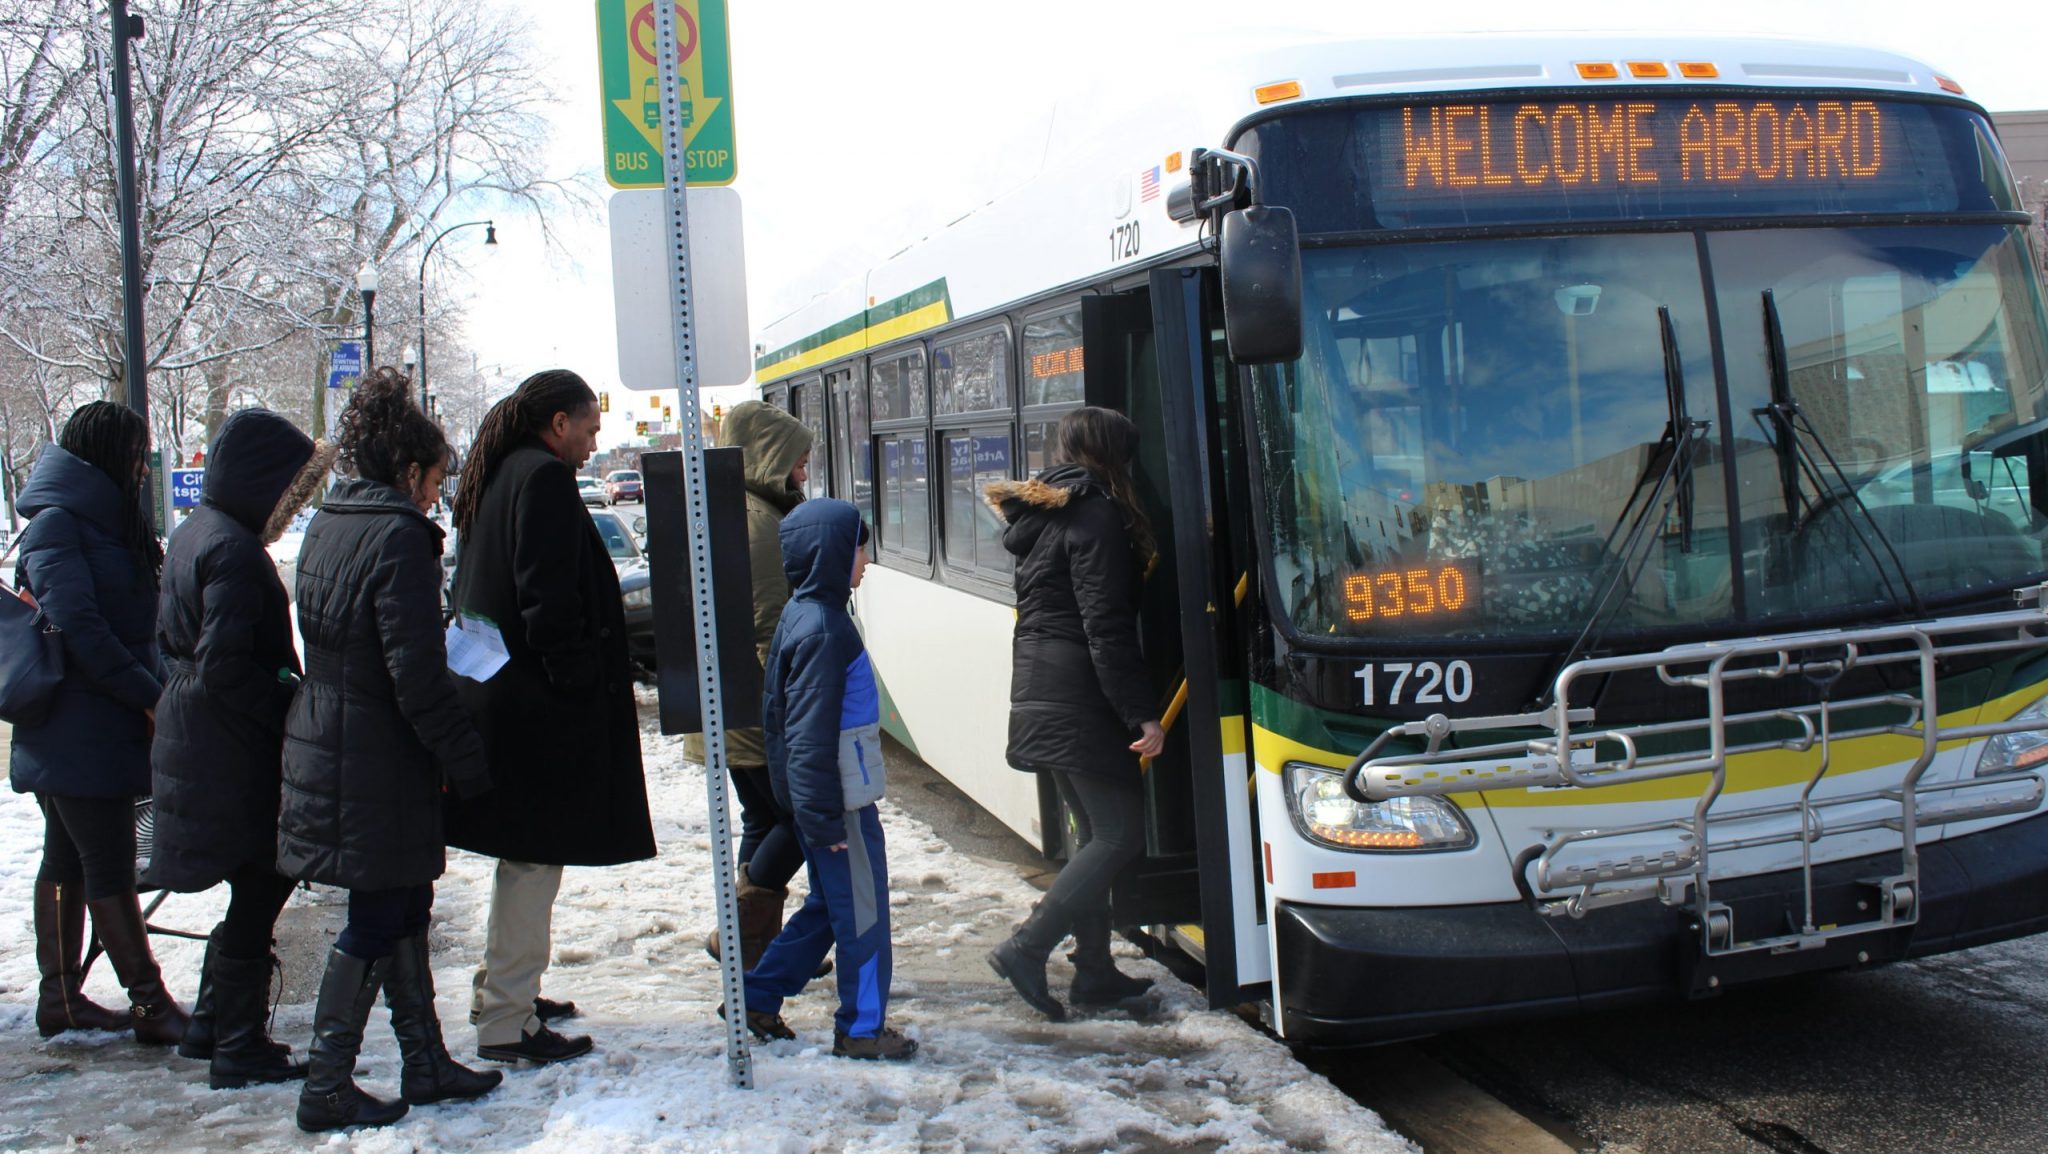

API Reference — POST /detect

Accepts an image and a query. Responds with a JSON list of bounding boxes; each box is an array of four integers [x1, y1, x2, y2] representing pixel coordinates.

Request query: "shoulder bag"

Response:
[[0, 525, 65, 726]]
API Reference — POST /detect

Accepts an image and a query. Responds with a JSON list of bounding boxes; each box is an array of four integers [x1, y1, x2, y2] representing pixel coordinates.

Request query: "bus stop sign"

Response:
[[596, 0, 736, 188]]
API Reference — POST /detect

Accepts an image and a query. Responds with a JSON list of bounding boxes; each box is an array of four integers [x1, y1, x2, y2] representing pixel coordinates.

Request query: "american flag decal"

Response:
[[1139, 165, 1161, 202]]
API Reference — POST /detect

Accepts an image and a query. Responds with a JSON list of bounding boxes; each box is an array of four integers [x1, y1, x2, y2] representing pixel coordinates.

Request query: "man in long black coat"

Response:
[[445, 376, 654, 1065]]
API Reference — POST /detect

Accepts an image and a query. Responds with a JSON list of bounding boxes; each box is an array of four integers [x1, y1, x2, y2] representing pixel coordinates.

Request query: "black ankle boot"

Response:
[[1067, 910, 1153, 1006], [296, 949, 408, 1133], [987, 901, 1068, 1022], [385, 935, 502, 1106], [208, 949, 307, 1089]]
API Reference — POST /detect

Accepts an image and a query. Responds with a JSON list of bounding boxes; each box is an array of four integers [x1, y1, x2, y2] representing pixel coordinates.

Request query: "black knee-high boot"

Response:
[[987, 900, 1070, 1022], [383, 935, 501, 1106], [208, 947, 307, 1089], [295, 949, 407, 1133]]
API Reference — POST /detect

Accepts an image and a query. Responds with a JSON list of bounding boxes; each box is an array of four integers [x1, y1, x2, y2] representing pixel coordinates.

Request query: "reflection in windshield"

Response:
[[1252, 226, 2048, 640], [590, 514, 639, 561]]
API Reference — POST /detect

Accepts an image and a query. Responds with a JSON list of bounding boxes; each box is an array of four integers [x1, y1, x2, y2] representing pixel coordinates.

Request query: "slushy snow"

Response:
[[0, 698, 1412, 1153]]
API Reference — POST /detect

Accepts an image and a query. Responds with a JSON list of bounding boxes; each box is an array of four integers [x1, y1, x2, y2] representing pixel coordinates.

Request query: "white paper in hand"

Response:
[[445, 613, 510, 682]]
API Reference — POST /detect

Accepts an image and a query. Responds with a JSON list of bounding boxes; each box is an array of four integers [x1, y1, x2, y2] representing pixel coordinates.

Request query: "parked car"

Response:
[[589, 508, 655, 672], [578, 476, 609, 507], [606, 469, 644, 505]]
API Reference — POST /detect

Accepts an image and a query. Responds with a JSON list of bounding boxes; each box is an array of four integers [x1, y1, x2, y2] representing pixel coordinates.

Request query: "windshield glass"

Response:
[[589, 514, 639, 560], [612, 472, 640, 482], [1251, 225, 2048, 640]]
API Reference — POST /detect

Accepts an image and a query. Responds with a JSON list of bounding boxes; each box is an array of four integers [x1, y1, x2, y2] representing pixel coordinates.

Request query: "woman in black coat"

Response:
[[444, 369, 654, 1064], [150, 408, 331, 1087], [984, 406, 1163, 1021], [9, 401, 184, 1045], [278, 370, 499, 1133]]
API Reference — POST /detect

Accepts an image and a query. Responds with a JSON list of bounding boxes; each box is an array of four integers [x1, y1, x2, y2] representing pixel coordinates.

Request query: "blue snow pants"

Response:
[[743, 804, 891, 1037]]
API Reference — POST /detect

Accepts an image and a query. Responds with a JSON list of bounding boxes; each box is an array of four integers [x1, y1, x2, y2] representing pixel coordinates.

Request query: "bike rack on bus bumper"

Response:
[[1345, 584, 2048, 959]]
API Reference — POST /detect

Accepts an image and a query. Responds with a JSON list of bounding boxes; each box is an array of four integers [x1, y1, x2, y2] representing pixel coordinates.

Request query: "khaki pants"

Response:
[[469, 858, 564, 1046]]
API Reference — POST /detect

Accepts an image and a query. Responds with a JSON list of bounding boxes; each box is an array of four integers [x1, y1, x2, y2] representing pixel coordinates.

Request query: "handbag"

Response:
[[0, 527, 65, 726]]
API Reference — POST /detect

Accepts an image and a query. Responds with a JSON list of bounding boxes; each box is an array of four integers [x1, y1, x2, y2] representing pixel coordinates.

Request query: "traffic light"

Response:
[[599, 392, 610, 413], [711, 403, 723, 421], [636, 420, 649, 435], [662, 404, 672, 422]]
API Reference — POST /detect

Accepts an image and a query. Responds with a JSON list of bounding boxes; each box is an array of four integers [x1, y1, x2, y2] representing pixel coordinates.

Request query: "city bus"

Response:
[[748, 34, 2048, 1044]]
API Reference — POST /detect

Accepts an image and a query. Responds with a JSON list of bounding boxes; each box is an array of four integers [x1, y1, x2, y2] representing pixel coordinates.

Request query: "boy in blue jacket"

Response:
[[738, 498, 915, 1060]]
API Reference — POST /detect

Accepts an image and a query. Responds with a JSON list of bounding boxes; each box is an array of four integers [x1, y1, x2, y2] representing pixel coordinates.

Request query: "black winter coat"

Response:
[[148, 410, 329, 892], [986, 464, 1155, 779], [444, 442, 654, 867], [278, 478, 490, 891], [8, 446, 163, 799]]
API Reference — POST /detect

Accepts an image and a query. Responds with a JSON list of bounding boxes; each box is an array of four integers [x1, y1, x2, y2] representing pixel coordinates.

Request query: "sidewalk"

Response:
[[0, 695, 1412, 1153]]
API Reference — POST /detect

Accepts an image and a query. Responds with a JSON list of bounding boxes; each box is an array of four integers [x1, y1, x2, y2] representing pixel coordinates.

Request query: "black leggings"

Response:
[[731, 763, 804, 891], [36, 794, 138, 901], [334, 884, 433, 962], [216, 865, 298, 959], [1040, 771, 1146, 929]]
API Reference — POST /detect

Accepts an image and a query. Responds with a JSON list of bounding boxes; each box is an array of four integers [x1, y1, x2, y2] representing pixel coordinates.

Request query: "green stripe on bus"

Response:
[[755, 279, 952, 377]]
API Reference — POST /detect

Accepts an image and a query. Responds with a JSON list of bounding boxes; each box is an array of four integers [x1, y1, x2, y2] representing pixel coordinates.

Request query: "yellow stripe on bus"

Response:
[[1249, 680, 2048, 808], [756, 301, 953, 382]]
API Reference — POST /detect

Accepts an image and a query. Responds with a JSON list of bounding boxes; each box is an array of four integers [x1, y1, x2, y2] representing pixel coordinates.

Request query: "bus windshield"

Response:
[[1251, 224, 2048, 640]]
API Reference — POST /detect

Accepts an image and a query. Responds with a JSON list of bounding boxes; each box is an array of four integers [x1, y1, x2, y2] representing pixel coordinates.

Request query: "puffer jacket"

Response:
[[278, 477, 490, 891], [685, 399, 814, 768], [148, 410, 332, 892], [8, 445, 163, 799], [985, 464, 1154, 779], [763, 499, 883, 849]]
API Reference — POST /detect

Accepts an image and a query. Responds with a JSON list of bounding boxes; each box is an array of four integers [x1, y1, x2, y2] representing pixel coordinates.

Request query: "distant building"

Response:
[[1993, 111, 2048, 259]]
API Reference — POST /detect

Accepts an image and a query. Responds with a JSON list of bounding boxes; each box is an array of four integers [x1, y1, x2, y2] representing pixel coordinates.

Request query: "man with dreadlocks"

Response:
[[10, 400, 187, 1046], [445, 368, 655, 1066]]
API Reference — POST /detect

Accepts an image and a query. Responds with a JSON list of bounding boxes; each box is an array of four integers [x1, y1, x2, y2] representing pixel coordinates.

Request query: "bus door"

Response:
[[825, 362, 870, 514], [788, 374, 830, 501], [1084, 277, 1268, 1008]]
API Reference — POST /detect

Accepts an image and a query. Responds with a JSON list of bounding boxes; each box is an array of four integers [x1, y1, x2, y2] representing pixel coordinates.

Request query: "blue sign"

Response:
[[327, 341, 364, 390], [169, 469, 206, 509]]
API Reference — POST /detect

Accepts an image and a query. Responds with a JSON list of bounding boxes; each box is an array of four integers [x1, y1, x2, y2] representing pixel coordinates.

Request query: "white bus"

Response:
[[752, 34, 2048, 1044]]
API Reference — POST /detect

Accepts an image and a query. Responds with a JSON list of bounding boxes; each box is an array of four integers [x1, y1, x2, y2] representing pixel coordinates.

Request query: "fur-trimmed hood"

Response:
[[201, 409, 330, 543], [985, 464, 1100, 560]]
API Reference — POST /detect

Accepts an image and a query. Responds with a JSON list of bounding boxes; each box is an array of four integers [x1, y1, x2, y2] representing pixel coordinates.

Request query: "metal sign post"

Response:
[[653, 0, 751, 1089]]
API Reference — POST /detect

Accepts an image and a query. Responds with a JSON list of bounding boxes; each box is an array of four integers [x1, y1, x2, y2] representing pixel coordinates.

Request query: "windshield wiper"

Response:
[[1755, 289, 1925, 616], [1539, 307, 1709, 704]]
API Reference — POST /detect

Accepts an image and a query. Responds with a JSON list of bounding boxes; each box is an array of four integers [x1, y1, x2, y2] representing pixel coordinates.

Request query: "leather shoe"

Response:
[[476, 1023, 593, 1065]]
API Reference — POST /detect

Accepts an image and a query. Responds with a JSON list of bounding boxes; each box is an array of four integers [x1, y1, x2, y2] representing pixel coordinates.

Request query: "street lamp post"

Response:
[[356, 264, 380, 369], [417, 220, 496, 415]]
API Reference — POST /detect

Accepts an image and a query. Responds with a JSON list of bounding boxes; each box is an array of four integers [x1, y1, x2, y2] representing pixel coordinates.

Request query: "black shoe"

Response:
[[1067, 912, 1154, 1006], [477, 1023, 594, 1065], [833, 1027, 918, 1061], [717, 1000, 796, 1041], [989, 935, 1066, 1022], [384, 935, 503, 1105], [296, 949, 408, 1133], [177, 925, 222, 1059], [208, 949, 307, 1089], [535, 996, 578, 1022]]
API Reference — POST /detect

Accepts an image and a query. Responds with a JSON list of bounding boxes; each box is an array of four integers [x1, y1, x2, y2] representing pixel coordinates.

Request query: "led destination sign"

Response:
[[1316, 96, 1987, 228], [1399, 99, 1886, 191]]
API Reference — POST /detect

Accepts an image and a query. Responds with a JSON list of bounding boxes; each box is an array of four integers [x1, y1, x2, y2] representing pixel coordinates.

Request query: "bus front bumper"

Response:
[[1274, 810, 2048, 1047]]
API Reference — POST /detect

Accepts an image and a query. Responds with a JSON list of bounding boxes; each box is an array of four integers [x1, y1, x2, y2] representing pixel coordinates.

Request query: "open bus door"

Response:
[[1081, 278, 1269, 1009]]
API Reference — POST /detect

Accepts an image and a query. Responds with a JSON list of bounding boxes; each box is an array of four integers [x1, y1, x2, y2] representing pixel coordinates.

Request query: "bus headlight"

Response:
[[1976, 694, 2048, 777], [1284, 762, 1475, 852]]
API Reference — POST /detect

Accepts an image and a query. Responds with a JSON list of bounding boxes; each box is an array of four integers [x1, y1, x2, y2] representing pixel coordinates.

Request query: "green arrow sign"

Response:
[[596, 0, 736, 188]]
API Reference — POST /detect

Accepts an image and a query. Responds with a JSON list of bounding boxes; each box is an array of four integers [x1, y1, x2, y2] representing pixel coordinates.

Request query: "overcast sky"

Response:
[[455, 1, 2048, 448]]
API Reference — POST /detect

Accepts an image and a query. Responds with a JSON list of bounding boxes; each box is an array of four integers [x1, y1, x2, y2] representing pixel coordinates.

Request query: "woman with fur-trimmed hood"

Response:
[[148, 408, 333, 1090]]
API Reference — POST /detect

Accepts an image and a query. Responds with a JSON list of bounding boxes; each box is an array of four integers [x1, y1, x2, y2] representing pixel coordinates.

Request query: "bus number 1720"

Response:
[[1109, 221, 1140, 261], [1356, 661, 1474, 707]]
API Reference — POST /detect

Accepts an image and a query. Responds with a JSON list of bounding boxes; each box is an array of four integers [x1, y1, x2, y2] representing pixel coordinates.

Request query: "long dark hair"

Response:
[[451, 369, 597, 533], [335, 367, 448, 487], [59, 400, 162, 583], [1052, 405, 1155, 562]]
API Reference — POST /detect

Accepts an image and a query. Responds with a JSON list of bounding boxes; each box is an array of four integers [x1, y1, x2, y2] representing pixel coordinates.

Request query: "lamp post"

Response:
[[356, 263, 380, 369], [417, 220, 496, 414]]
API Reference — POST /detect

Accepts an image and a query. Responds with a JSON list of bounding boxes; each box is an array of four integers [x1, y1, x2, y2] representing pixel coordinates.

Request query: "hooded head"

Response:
[[779, 498, 868, 603], [202, 409, 335, 542], [720, 400, 813, 513]]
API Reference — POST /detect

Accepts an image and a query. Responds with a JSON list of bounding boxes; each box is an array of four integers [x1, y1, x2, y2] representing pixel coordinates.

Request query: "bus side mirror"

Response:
[[1219, 205, 1303, 365]]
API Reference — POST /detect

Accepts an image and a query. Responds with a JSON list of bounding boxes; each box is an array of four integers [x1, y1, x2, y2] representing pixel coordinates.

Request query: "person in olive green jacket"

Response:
[[688, 400, 815, 966]]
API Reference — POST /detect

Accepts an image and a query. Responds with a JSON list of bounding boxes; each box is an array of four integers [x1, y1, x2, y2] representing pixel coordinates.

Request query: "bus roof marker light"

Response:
[[1627, 61, 1670, 78], [1255, 80, 1303, 105], [1164, 151, 1183, 174], [1935, 74, 1965, 94], [1677, 61, 1719, 78], [1575, 62, 1620, 80]]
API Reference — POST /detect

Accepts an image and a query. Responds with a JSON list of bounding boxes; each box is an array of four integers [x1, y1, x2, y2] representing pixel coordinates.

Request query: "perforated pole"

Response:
[[654, 0, 750, 1089]]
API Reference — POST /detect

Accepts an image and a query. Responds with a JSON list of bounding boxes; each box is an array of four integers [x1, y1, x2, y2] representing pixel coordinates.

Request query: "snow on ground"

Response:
[[0, 697, 1412, 1153]]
